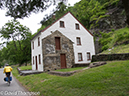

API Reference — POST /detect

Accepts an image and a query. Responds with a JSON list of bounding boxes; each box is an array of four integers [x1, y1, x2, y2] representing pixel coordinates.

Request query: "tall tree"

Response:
[[0, 19, 32, 66]]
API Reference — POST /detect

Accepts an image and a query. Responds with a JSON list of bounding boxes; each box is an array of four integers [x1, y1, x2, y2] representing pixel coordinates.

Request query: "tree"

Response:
[[122, 0, 129, 26], [68, 0, 106, 29], [0, 19, 32, 66], [0, 0, 67, 19], [0, 0, 53, 19]]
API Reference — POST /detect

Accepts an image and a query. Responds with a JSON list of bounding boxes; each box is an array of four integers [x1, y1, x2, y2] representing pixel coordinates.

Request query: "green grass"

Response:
[[101, 44, 129, 54], [19, 65, 32, 70], [12, 60, 129, 96], [99, 27, 129, 51], [55, 67, 86, 72]]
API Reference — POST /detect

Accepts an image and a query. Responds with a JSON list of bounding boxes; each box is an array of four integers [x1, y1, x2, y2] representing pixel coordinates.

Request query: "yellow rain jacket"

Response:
[[3, 66, 13, 73]]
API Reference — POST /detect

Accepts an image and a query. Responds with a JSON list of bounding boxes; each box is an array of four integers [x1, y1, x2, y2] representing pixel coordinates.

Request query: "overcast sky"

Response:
[[0, 0, 81, 35]]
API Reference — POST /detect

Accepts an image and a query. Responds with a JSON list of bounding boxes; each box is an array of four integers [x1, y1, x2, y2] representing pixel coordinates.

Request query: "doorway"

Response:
[[60, 54, 67, 69], [35, 56, 38, 70]]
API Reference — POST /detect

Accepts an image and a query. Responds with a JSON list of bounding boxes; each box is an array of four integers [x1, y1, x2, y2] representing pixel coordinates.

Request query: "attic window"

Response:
[[75, 23, 80, 30], [60, 21, 65, 28]]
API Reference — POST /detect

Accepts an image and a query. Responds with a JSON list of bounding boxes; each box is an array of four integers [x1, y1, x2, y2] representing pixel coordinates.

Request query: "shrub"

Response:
[[102, 45, 109, 51]]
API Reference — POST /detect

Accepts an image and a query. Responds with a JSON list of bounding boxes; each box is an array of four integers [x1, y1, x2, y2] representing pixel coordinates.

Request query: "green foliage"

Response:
[[99, 32, 113, 51], [102, 44, 129, 54], [0, 0, 53, 19], [100, 27, 129, 52], [115, 31, 129, 43], [70, 0, 106, 29], [102, 45, 109, 51], [0, 19, 32, 66], [37, 26, 46, 34]]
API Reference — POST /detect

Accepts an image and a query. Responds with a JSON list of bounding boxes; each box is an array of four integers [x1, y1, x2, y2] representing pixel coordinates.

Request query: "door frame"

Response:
[[60, 54, 67, 69], [35, 56, 38, 70]]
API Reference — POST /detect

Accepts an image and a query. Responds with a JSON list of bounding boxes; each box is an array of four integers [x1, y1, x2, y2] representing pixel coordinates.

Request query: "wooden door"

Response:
[[60, 54, 67, 69], [35, 56, 38, 70]]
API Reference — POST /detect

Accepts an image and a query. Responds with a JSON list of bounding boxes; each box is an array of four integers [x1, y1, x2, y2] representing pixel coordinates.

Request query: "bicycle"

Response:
[[7, 76, 10, 86], [4, 76, 12, 86]]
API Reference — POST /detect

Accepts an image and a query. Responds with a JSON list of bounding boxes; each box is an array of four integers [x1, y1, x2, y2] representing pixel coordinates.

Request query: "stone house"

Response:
[[31, 12, 95, 71]]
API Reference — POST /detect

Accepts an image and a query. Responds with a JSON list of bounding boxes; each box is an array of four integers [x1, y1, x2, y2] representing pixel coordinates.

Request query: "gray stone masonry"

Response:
[[42, 30, 74, 71], [92, 53, 129, 62]]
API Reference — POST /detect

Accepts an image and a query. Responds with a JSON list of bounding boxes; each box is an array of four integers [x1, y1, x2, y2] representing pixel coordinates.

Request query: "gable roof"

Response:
[[31, 11, 93, 41]]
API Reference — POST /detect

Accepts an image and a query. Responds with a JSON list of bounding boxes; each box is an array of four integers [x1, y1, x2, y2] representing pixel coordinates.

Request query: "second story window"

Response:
[[55, 37, 61, 50], [38, 37, 40, 46], [75, 23, 80, 30], [60, 21, 65, 28], [76, 37, 81, 45]]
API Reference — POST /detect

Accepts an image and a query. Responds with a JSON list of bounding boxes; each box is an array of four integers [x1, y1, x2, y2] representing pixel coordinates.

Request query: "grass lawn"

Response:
[[12, 60, 129, 96], [19, 65, 32, 70]]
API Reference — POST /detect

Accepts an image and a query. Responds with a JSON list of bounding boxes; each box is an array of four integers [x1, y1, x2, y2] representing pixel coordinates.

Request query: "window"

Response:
[[87, 52, 91, 61], [39, 54, 41, 64], [75, 23, 80, 30], [38, 37, 40, 46], [78, 53, 83, 61], [32, 42, 34, 49], [55, 37, 61, 50], [60, 21, 65, 27], [33, 56, 34, 64], [76, 37, 81, 45]]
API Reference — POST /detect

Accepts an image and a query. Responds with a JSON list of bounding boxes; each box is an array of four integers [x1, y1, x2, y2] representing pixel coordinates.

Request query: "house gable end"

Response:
[[42, 30, 74, 71], [31, 11, 93, 41]]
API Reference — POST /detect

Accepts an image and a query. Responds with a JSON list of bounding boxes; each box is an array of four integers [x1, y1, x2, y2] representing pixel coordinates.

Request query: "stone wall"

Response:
[[42, 30, 74, 71], [92, 53, 129, 62]]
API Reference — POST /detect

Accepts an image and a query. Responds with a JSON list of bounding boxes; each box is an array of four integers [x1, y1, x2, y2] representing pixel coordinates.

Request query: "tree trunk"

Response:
[[122, 0, 129, 27]]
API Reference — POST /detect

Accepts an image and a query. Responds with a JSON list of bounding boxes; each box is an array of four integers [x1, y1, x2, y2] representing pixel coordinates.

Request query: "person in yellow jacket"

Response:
[[3, 64, 13, 77]]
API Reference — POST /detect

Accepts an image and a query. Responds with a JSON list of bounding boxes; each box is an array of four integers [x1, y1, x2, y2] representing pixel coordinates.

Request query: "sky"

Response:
[[0, 0, 81, 35]]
